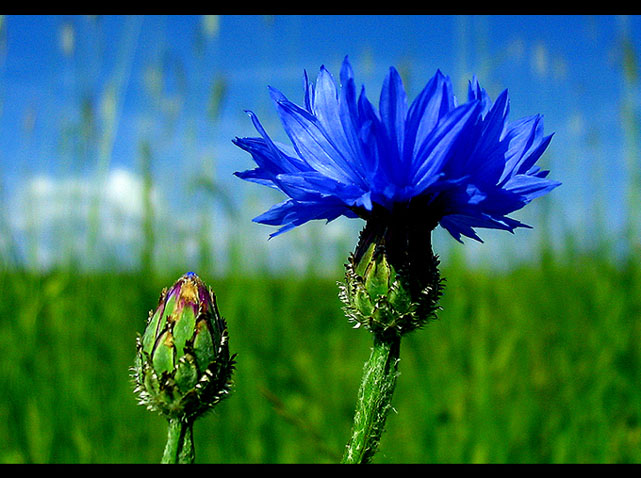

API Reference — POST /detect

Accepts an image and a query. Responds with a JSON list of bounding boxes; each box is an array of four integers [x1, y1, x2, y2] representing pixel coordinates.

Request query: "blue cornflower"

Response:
[[233, 56, 560, 243]]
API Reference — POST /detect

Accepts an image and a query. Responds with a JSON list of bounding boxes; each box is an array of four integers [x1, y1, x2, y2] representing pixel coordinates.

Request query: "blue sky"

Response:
[[0, 15, 639, 272]]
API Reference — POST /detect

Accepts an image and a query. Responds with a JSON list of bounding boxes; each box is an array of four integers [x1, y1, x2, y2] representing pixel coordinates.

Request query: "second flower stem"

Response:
[[162, 418, 195, 464], [342, 333, 401, 464]]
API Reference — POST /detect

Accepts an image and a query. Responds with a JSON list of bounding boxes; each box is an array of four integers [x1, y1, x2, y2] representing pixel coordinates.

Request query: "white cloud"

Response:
[[10, 167, 164, 269], [15, 167, 158, 224], [103, 168, 153, 220]]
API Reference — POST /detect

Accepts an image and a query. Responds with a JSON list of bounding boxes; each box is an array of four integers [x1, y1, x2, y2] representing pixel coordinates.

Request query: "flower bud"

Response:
[[133, 272, 235, 421], [339, 204, 443, 336]]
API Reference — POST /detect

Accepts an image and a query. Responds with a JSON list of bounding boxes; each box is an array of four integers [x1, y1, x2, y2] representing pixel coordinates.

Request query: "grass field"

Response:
[[1, 250, 639, 463]]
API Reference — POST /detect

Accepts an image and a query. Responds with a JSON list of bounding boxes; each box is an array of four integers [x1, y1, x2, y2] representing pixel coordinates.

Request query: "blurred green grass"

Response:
[[0, 253, 640, 463]]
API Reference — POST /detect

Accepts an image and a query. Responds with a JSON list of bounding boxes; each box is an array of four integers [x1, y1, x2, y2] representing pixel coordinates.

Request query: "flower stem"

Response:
[[161, 418, 195, 464], [342, 333, 401, 464]]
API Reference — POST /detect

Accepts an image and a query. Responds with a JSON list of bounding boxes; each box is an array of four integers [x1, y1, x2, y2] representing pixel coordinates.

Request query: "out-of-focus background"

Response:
[[0, 15, 640, 463]]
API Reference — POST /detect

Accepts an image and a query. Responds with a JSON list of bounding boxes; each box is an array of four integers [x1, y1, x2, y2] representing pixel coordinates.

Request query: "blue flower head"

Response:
[[233, 57, 560, 243]]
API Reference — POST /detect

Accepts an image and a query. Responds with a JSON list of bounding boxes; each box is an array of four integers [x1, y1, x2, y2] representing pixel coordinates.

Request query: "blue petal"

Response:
[[404, 70, 456, 167], [503, 174, 561, 201], [411, 100, 482, 193], [276, 171, 365, 205], [440, 212, 520, 243], [500, 114, 552, 184], [314, 65, 368, 180], [467, 76, 492, 116], [378, 66, 408, 180], [270, 88, 366, 187], [234, 111, 310, 175], [254, 198, 355, 238]]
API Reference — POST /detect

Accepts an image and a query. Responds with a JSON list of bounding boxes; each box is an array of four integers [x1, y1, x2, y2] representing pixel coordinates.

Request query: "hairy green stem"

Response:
[[161, 418, 195, 464], [342, 333, 401, 464]]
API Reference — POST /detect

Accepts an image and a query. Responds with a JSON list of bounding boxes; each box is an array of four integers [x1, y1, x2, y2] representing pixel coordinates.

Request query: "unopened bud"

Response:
[[133, 272, 235, 422]]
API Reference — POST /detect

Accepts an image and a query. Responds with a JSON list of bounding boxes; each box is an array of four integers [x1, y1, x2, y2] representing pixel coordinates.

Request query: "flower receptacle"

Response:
[[340, 218, 444, 337]]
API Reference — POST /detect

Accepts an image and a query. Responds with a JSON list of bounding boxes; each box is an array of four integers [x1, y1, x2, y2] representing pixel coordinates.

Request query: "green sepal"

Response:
[[174, 354, 199, 393], [152, 331, 175, 376], [193, 320, 215, 373], [339, 236, 443, 337], [364, 250, 394, 300], [173, 305, 196, 358]]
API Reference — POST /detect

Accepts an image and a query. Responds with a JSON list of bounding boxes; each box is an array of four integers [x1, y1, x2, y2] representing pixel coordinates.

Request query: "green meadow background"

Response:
[[2, 256, 640, 463], [1, 15, 641, 463]]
